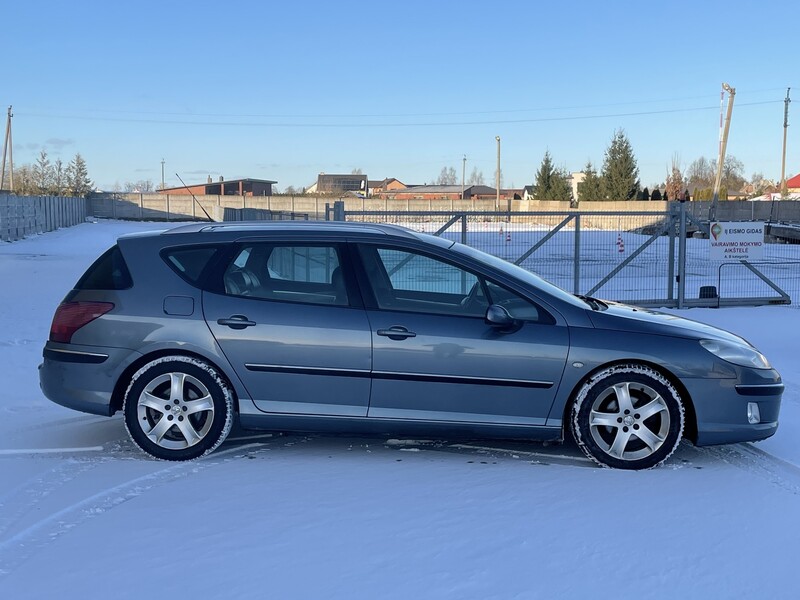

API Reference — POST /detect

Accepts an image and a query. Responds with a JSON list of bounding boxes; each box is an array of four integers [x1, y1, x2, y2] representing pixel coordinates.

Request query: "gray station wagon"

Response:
[[39, 221, 783, 469]]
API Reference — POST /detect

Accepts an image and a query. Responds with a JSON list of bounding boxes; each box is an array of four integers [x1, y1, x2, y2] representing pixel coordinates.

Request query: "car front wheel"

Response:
[[571, 364, 684, 470], [124, 356, 234, 461]]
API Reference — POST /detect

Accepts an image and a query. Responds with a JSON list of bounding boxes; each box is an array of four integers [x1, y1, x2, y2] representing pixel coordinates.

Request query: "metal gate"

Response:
[[327, 201, 797, 308]]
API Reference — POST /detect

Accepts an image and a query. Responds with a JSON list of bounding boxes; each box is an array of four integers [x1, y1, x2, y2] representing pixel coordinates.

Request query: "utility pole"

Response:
[[161, 158, 166, 190], [461, 155, 466, 200], [495, 136, 501, 211], [781, 88, 791, 197], [711, 83, 735, 221], [1, 106, 13, 192]]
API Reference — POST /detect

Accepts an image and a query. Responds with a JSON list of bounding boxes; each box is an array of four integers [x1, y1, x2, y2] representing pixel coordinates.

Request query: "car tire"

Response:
[[571, 364, 684, 470], [124, 356, 234, 461]]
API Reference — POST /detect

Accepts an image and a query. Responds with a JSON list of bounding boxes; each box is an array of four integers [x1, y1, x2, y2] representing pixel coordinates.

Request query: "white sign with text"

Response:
[[709, 221, 765, 261]]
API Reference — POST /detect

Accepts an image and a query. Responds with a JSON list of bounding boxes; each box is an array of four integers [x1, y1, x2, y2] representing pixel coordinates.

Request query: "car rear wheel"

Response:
[[124, 356, 234, 461], [571, 364, 684, 470]]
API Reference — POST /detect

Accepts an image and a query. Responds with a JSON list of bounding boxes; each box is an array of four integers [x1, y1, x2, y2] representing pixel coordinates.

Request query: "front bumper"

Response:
[[684, 369, 783, 446], [39, 342, 142, 417]]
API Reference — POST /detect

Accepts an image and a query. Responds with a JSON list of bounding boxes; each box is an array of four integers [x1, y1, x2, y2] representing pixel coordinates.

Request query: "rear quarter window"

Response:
[[75, 245, 133, 290], [162, 246, 221, 286]]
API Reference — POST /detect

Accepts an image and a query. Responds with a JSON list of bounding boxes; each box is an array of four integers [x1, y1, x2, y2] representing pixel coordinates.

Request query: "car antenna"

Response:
[[175, 173, 213, 222]]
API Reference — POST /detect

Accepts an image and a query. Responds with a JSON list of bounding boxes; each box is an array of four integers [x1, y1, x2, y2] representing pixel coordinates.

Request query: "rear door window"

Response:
[[222, 244, 349, 306]]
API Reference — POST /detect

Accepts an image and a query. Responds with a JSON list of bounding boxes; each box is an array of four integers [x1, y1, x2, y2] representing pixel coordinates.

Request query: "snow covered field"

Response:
[[1, 221, 799, 599]]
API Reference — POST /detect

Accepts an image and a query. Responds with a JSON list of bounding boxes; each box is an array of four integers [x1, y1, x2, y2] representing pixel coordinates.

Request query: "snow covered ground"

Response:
[[1, 220, 799, 599]]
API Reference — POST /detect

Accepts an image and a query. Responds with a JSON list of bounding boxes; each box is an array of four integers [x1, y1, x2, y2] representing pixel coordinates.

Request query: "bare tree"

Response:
[[749, 172, 771, 196], [713, 155, 746, 191], [665, 155, 684, 201], [686, 157, 714, 191], [687, 155, 746, 193], [124, 180, 155, 193], [436, 166, 458, 185], [12, 164, 36, 195], [467, 167, 485, 186]]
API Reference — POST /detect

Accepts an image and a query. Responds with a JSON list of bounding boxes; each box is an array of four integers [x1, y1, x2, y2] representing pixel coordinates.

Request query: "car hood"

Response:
[[587, 301, 751, 346]]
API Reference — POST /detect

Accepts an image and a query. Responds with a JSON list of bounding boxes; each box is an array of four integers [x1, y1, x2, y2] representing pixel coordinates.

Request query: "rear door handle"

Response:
[[377, 326, 417, 340], [217, 315, 256, 329]]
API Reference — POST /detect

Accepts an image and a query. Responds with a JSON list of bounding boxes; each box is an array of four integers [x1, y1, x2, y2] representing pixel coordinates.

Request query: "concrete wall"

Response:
[[89, 194, 332, 221], [86, 194, 800, 227], [0, 194, 87, 242], [682, 200, 800, 223]]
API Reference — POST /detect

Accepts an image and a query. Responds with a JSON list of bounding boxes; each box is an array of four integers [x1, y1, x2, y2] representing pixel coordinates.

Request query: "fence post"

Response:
[[461, 214, 467, 245], [677, 199, 687, 309], [333, 201, 345, 221], [573, 214, 581, 294], [667, 207, 676, 302]]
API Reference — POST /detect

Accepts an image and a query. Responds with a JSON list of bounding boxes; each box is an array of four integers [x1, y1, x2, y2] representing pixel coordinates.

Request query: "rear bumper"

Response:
[[39, 343, 142, 417]]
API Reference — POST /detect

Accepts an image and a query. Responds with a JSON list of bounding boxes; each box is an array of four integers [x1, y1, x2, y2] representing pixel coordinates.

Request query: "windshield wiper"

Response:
[[576, 294, 608, 311]]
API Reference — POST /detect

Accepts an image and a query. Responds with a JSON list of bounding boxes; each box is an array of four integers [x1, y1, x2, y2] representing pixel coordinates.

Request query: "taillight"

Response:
[[49, 302, 114, 343]]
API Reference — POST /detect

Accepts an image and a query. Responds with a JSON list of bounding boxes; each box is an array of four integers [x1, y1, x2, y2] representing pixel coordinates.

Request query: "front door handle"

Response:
[[217, 315, 256, 329], [377, 326, 417, 340]]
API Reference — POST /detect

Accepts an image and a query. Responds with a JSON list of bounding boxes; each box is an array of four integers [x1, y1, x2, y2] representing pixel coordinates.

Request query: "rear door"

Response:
[[203, 241, 372, 417]]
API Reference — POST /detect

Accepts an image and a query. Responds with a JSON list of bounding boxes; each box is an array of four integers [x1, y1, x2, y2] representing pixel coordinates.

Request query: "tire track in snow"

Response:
[[0, 443, 264, 579], [0, 459, 103, 539], [698, 443, 800, 496]]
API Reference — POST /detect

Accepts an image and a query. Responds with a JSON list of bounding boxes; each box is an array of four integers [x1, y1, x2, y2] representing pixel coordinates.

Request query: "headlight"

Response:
[[700, 339, 772, 369]]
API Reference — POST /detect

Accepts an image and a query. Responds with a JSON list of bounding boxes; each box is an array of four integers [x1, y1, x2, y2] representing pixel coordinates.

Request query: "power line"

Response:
[[17, 100, 781, 129], [17, 87, 788, 120]]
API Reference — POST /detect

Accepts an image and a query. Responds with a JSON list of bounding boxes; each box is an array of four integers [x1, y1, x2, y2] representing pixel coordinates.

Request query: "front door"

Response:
[[355, 244, 569, 425], [204, 242, 372, 417]]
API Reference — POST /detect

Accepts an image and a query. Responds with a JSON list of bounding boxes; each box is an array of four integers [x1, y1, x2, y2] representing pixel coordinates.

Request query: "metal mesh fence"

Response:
[[341, 209, 800, 308]]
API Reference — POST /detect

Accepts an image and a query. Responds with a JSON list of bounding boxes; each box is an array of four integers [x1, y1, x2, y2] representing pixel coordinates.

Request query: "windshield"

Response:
[[451, 242, 588, 309]]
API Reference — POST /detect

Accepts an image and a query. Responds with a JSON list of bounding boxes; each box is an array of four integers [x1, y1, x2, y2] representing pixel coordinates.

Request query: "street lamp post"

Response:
[[495, 136, 501, 211], [461, 154, 466, 200]]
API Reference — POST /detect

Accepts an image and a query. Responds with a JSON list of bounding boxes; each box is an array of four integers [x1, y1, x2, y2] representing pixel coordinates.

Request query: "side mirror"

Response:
[[485, 304, 519, 331]]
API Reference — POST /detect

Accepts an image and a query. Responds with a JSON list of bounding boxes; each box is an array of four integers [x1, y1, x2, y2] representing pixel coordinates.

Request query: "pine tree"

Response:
[[531, 152, 571, 200], [51, 159, 65, 196], [642, 187, 650, 201], [577, 161, 603, 201], [546, 169, 572, 201], [33, 150, 53, 195], [65, 153, 93, 197], [651, 188, 662, 201], [532, 151, 556, 199], [601, 129, 640, 200]]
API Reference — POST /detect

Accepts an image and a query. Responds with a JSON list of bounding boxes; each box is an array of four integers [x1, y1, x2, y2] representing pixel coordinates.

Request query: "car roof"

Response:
[[116, 220, 453, 248], [161, 220, 416, 237]]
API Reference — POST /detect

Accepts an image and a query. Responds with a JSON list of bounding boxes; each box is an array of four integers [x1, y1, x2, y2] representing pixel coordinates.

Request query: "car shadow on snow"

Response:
[[0, 414, 741, 472]]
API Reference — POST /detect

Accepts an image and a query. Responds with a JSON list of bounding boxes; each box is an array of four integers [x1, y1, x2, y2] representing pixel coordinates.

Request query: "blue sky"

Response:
[[6, 0, 798, 191]]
